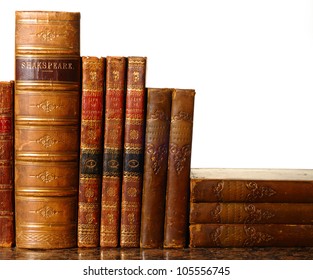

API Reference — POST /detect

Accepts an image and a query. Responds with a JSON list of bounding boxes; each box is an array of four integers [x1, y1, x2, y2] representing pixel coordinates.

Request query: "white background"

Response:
[[1, 0, 313, 169]]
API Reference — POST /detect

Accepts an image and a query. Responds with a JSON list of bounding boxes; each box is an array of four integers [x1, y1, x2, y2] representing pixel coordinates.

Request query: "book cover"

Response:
[[14, 11, 81, 249], [140, 88, 172, 248], [189, 224, 313, 247], [100, 56, 126, 247], [190, 168, 313, 202], [78, 56, 105, 247], [0, 81, 14, 247], [120, 57, 147, 247], [190, 202, 313, 224], [163, 88, 196, 248]]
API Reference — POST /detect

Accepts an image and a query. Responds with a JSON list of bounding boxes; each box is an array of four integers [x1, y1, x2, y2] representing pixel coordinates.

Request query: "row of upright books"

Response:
[[0, 11, 195, 249], [1, 10, 313, 251]]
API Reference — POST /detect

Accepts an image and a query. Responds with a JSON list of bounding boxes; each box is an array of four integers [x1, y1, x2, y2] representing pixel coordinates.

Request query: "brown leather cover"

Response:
[[190, 168, 313, 202], [120, 57, 147, 247], [0, 81, 14, 247], [78, 57, 105, 247], [190, 202, 313, 224], [140, 88, 172, 248], [15, 11, 80, 249], [189, 224, 313, 247], [100, 56, 126, 247], [164, 88, 196, 248]]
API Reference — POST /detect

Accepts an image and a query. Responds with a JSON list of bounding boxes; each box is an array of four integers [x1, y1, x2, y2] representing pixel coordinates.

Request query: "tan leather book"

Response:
[[164, 88, 196, 248], [120, 57, 147, 247], [15, 11, 81, 249], [189, 224, 313, 247], [190, 168, 313, 202], [78, 57, 105, 247], [190, 202, 313, 224], [100, 56, 126, 247], [140, 88, 172, 248], [0, 81, 14, 247]]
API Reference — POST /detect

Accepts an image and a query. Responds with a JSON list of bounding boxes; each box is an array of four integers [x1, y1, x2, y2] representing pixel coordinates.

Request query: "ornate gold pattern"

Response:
[[31, 171, 58, 183], [243, 225, 274, 246], [245, 182, 277, 202], [169, 143, 191, 175], [172, 111, 193, 122], [32, 206, 60, 219], [36, 135, 60, 148], [34, 29, 67, 42], [146, 143, 168, 175], [34, 100, 62, 113]]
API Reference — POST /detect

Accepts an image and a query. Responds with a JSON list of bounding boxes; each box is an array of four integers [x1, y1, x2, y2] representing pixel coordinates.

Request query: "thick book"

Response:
[[0, 81, 14, 247], [15, 11, 81, 249], [78, 57, 105, 247], [100, 56, 126, 247], [163, 88, 196, 248], [190, 202, 313, 224], [189, 224, 313, 247], [120, 57, 147, 247], [140, 88, 172, 249], [190, 168, 313, 203]]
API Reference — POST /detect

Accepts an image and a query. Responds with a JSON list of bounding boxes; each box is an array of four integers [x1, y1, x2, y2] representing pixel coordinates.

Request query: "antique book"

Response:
[[78, 57, 105, 247], [0, 81, 14, 247], [140, 88, 172, 249], [190, 202, 313, 224], [163, 88, 196, 248], [120, 57, 147, 247], [190, 168, 313, 202], [15, 11, 81, 249], [100, 56, 126, 247], [189, 224, 313, 247]]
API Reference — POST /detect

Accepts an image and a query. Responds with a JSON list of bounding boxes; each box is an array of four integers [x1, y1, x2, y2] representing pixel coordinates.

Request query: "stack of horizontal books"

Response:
[[189, 168, 313, 247]]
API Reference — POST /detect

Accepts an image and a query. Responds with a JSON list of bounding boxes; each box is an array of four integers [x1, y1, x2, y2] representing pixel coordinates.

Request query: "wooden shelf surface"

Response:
[[0, 247, 313, 260]]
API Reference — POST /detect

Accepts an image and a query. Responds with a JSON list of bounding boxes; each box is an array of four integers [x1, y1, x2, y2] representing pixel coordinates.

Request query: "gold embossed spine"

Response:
[[140, 88, 172, 248], [15, 11, 80, 249], [164, 89, 195, 248], [78, 56, 105, 247]]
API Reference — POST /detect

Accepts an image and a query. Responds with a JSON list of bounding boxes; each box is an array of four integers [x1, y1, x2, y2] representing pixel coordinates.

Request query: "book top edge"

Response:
[[16, 11, 80, 21], [190, 168, 313, 181]]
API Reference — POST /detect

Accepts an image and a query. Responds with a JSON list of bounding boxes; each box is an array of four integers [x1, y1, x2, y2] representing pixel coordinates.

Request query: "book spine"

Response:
[[120, 57, 147, 247], [78, 57, 105, 247], [189, 224, 313, 247], [15, 11, 80, 249], [100, 56, 126, 247], [0, 81, 14, 247], [190, 202, 313, 224], [140, 88, 172, 249], [164, 89, 196, 248], [190, 179, 313, 202]]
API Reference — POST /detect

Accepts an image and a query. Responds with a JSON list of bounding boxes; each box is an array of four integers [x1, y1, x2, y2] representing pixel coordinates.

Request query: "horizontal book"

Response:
[[190, 168, 313, 203], [189, 224, 313, 247], [190, 202, 313, 224]]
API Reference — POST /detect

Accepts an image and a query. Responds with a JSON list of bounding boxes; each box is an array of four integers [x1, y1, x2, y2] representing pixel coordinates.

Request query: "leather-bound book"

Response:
[[140, 88, 172, 249], [100, 56, 126, 247], [15, 11, 81, 249], [190, 168, 313, 203], [163, 88, 196, 248], [189, 224, 313, 247], [0, 81, 14, 247], [190, 202, 313, 224], [78, 57, 105, 247], [120, 57, 147, 247]]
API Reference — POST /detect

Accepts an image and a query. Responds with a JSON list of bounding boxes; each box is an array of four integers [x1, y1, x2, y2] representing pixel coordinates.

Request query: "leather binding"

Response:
[[190, 202, 313, 224], [190, 168, 313, 202], [0, 81, 14, 247], [163, 88, 196, 248], [78, 57, 105, 247], [189, 224, 313, 247], [100, 56, 126, 247], [140, 88, 172, 248], [120, 57, 147, 247], [15, 11, 80, 249]]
